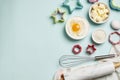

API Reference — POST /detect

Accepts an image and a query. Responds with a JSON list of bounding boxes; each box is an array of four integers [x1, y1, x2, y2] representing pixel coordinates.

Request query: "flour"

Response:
[[92, 29, 106, 44]]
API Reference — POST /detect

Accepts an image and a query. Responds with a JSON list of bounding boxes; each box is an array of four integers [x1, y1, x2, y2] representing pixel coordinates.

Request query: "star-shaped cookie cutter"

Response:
[[86, 44, 96, 54], [63, 0, 83, 14], [51, 8, 65, 24]]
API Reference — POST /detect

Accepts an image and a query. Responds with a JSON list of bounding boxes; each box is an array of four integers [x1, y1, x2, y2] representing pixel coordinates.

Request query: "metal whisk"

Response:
[[59, 54, 115, 68]]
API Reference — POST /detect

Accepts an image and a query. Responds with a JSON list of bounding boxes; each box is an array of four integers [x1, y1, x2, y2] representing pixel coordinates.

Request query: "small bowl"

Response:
[[92, 29, 107, 44], [65, 16, 89, 40], [89, 2, 110, 24]]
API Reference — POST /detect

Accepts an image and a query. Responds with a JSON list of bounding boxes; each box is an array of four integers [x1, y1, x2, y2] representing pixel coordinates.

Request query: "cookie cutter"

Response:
[[72, 44, 82, 54], [109, 32, 120, 45], [63, 0, 83, 14], [88, 0, 98, 3], [86, 44, 96, 54], [109, 32, 120, 56], [109, 0, 120, 11], [51, 8, 65, 24]]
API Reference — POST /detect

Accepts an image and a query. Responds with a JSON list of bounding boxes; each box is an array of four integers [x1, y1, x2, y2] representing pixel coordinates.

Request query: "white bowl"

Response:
[[89, 2, 110, 24], [92, 29, 107, 44], [65, 16, 89, 40]]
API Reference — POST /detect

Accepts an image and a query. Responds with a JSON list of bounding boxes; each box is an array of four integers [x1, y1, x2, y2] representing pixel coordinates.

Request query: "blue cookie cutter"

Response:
[[63, 0, 83, 14], [109, 0, 120, 11], [51, 8, 66, 24]]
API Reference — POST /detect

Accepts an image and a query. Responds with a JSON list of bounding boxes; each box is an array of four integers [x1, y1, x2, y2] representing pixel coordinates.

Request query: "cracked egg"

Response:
[[65, 17, 89, 40]]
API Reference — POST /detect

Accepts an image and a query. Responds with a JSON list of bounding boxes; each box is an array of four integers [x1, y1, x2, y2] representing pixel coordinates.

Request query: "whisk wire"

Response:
[[59, 55, 94, 67], [59, 54, 115, 68]]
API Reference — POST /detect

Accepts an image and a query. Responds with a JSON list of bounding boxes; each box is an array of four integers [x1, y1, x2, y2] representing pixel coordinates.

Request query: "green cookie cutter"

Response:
[[63, 0, 83, 14], [51, 8, 65, 24], [109, 0, 120, 11]]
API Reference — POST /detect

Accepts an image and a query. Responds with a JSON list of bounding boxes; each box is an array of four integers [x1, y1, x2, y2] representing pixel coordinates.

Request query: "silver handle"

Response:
[[95, 54, 115, 60]]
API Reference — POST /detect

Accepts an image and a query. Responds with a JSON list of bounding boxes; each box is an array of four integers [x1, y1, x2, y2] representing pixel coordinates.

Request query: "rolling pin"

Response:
[[61, 62, 120, 80]]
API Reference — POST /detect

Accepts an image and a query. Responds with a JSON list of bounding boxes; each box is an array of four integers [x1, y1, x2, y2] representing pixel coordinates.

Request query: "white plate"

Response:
[[65, 16, 89, 40]]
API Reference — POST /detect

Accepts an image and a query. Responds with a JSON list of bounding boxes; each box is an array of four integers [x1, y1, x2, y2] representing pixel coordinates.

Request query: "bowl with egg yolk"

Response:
[[65, 16, 89, 40]]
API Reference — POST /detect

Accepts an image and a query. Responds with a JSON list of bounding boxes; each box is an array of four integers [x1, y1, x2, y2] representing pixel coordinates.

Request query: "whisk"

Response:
[[59, 54, 115, 68]]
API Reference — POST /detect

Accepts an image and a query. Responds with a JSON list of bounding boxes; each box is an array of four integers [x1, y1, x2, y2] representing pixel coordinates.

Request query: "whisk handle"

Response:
[[95, 54, 115, 60]]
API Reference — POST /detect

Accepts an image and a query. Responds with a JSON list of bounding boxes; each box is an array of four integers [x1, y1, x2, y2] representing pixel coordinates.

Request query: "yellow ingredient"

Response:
[[71, 23, 81, 33]]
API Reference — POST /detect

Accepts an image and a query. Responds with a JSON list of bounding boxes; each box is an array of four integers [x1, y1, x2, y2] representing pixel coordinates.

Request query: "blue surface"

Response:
[[0, 0, 120, 80]]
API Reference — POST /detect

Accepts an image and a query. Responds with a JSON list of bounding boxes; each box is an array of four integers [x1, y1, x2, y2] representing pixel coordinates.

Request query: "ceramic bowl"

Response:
[[92, 29, 107, 44], [89, 2, 110, 24], [65, 16, 89, 40]]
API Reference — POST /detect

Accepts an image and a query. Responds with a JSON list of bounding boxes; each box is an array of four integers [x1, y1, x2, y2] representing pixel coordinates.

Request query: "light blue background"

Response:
[[0, 0, 120, 80]]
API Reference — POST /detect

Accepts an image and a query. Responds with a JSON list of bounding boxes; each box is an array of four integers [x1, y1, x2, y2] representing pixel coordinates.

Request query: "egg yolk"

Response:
[[72, 23, 81, 32]]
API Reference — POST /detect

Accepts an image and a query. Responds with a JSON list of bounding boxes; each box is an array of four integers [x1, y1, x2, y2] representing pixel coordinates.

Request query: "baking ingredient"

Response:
[[71, 23, 81, 33], [65, 16, 89, 40], [111, 20, 120, 30], [89, 2, 110, 23], [92, 29, 107, 44]]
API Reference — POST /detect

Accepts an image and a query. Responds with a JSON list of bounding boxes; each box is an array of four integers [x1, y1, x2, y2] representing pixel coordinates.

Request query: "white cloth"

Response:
[[94, 44, 120, 80]]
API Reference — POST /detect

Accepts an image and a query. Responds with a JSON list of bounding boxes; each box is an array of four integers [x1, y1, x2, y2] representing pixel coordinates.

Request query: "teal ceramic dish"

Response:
[[109, 0, 120, 11]]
